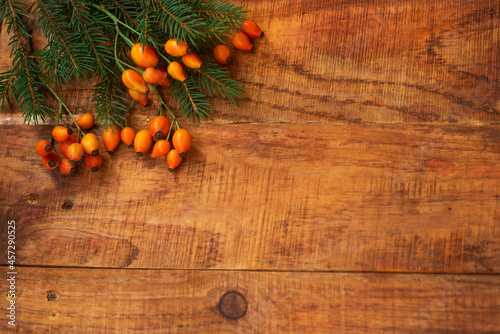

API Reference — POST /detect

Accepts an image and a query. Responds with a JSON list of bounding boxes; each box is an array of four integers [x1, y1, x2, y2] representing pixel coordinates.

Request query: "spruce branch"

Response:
[[0, 68, 18, 112], [171, 79, 211, 124], [33, 0, 91, 87], [192, 63, 244, 105], [153, 0, 204, 46], [68, 0, 115, 78], [1, 0, 54, 126], [191, 0, 248, 33]]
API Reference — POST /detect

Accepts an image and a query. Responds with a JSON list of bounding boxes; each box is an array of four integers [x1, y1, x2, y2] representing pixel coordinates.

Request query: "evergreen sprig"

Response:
[[0, 0, 250, 127], [33, 0, 91, 87], [191, 62, 244, 105], [0, 0, 54, 126]]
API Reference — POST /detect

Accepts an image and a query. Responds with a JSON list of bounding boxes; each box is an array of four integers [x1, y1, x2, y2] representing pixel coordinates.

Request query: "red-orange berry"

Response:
[[156, 64, 171, 86], [76, 113, 94, 130], [232, 32, 254, 52], [164, 38, 191, 57], [134, 130, 153, 156], [213, 45, 233, 65], [36, 140, 53, 156], [58, 134, 77, 158], [131, 43, 159, 69], [103, 125, 121, 152], [81, 133, 100, 156], [85, 154, 103, 172], [167, 62, 187, 82], [151, 140, 171, 158], [167, 149, 182, 172], [172, 128, 192, 158], [149, 116, 170, 140], [128, 89, 148, 106], [52, 126, 73, 142], [121, 127, 136, 148], [181, 52, 202, 69], [122, 69, 149, 94], [142, 67, 167, 84], [41, 151, 60, 170], [241, 20, 264, 38], [67, 143, 84, 165], [59, 158, 76, 175]]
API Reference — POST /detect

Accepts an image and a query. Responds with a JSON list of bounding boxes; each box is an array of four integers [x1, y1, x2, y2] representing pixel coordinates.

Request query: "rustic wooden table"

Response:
[[1, 0, 499, 332]]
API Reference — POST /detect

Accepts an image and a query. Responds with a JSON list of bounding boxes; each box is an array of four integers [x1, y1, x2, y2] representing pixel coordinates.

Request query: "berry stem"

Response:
[[44, 83, 83, 139], [150, 85, 179, 129]]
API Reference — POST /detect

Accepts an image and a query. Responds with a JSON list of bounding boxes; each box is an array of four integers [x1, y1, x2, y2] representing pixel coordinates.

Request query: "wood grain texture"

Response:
[[0, 0, 499, 332], [0, 0, 498, 124], [1, 121, 498, 272], [0, 267, 499, 333]]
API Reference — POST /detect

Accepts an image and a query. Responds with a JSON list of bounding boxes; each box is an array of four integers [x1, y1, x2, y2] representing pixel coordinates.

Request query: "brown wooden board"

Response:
[[0, 0, 498, 124], [1, 121, 499, 272], [1, 267, 499, 333], [0, 0, 499, 332]]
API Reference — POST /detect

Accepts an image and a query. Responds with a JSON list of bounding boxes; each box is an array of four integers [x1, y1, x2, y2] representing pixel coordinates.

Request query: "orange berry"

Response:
[[42, 151, 60, 170], [149, 116, 170, 140], [167, 149, 182, 172], [151, 139, 171, 158], [81, 133, 100, 156], [157, 77, 171, 87], [67, 143, 84, 165], [52, 126, 72, 142], [58, 134, 77, 158], [164, 38, 191, 57], [142, 67, 167, 84], [121, 127, 136, 148], [76, 113, 94, 130], [232, 32, 254, 52], [131, 43, 159, 69], [181, 52, 202, 69], [103, 125, 121, 152], [156, 64, 171, 86], [122, 69, 148, 94], [172, 128, 192, 158], [241, 20, 264, 38], [134, 130, 153, 156], [59, 158, 76, 175], [85, 154, 103, 172], [167, 62, 186, 82], [213, 45, 233, 65], [128, 89, 148, 106], [36, 140, 52, 156]]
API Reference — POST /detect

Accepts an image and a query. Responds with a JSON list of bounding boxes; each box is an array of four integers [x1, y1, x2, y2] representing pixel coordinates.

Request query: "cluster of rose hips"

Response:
[[36, 113, 192, 175], [36, 19, 262, 175], [36, 114, 192, 175], [35, 113, 103, 175], [122, 19, 264, 105]]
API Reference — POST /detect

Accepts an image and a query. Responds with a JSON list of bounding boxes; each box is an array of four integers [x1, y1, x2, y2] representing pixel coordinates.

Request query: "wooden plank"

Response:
[[0, 267, 498, 333], [1, 121, 499, 272], [0, 0, 498, 124]]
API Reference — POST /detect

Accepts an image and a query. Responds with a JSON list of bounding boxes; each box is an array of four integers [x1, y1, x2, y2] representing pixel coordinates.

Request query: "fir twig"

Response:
[[1, 0, 54, 126]]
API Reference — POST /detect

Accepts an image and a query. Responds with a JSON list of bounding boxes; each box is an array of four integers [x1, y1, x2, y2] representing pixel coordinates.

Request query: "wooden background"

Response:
[[1, 0, 499, 332]]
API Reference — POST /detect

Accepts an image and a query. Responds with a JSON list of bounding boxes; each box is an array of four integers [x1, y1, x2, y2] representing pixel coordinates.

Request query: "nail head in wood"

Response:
[[219, 291, 247, 320]]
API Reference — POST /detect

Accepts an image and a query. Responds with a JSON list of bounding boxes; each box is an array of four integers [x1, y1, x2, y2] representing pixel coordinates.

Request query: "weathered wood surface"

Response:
[[1, 122, 499, 272], [1, 268, 499, 333], [0, 0, 499, 332], [0, 0, 498, 124]]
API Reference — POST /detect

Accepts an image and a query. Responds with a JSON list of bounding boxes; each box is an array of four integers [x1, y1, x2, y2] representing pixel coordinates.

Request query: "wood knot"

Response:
[[46, 291, 59, 302], [47, 310, 60, 321], [24, 193, 39, 205], [219, 291, 247, 320], [62, 200, 73, 210]]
